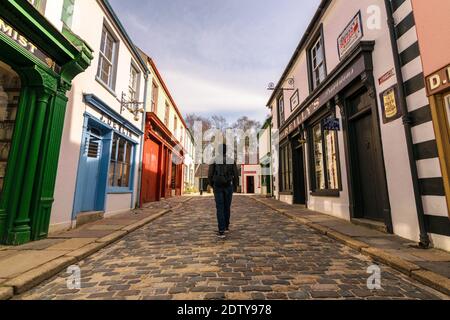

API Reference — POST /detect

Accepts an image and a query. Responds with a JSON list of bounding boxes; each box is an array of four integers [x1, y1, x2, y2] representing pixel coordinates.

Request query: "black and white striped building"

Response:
[[391, 0, 450, 246]]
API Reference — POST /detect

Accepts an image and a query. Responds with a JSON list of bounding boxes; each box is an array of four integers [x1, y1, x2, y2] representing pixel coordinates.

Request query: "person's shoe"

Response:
[[224, 228, 230, 234], [217, 231, 226, 239]]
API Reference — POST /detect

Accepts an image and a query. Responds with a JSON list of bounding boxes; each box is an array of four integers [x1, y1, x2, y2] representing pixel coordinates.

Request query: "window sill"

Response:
[[95, 77, 117, 98], [310, 190, 340, 198], [279, 191, 293, 196], [107, 188, 133, 194]]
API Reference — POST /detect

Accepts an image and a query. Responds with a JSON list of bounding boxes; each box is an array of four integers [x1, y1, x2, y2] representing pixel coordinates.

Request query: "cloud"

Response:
[[163, 70, 267, 114]]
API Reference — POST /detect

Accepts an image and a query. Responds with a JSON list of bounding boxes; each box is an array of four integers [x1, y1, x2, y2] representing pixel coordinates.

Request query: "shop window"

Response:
[[61, 0, 75, 28], [308, 30, 326, 91], [279, 143, 293, 193], [128, 64, 140, 101], [151, 81, 158, 113], [109, 134, 133, 189], [28, 0, 47, 14], [97, 25, 118, 90], [0, 62, 20, 195], [309, 118, 340, 194], [278, 95, 285, 127]]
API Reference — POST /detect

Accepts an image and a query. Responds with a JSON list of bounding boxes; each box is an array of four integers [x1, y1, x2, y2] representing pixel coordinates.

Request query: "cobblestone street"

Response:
[[17, 196, 444, 300]]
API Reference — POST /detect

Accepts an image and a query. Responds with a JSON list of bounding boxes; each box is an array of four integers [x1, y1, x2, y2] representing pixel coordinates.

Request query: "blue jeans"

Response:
[[214, 185, 233, 232]]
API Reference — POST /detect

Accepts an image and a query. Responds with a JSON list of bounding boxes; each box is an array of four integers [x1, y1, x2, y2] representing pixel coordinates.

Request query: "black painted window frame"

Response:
[[307, 25, 327, 93], [308, 112, 342, 197], [279, 142, 293, 193]]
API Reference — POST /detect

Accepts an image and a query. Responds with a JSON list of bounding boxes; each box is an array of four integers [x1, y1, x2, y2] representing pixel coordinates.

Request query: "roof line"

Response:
[[266, 0, 331, 106], [101, 0, 149, 73], [138, 48, 188, 129]]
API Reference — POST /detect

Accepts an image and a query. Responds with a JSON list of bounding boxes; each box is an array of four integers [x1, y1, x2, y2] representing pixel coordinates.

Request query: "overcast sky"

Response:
[[109, 0, 321, 124]]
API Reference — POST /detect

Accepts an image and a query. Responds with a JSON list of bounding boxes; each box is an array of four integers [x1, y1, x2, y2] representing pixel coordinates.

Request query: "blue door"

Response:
[[80, 127, 102, 212]]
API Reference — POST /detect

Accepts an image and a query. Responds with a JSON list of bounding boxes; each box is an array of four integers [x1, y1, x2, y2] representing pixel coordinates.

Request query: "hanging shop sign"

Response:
[[380, 85, 402, 124], [290, 90, 300, 111], [426, 64, 450, 96], [337, 11, 363, 60], [280, 56, 365, 140], [323, 117, 341, 131], [0, 17, 61, 72]]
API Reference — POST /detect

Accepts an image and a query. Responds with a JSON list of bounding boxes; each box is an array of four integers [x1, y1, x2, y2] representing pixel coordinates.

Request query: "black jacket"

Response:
[[208, 157, 240, 190]]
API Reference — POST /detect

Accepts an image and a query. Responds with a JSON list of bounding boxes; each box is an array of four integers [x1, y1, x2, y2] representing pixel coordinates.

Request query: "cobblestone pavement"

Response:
[[17, 196, 445, 300]]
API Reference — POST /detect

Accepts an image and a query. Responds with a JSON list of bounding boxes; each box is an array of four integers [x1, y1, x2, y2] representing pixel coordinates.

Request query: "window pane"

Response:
[[108, 161, 116, 186], [122, 164, 130, 187], [0, 62, 21, 195], [115, 163, 124, 187], [117, 138, 125, 162], [126, 142, 132, 165], [313, 124, 325, 190], [61, 0, 75, 27], [325, 130, 339, 190]]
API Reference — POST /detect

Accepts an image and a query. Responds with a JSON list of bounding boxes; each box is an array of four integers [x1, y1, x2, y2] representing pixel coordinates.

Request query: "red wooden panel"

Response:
[[141, 137, 161, 203]]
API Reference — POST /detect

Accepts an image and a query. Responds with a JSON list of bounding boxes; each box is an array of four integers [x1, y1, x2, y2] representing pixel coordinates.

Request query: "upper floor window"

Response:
[[28, 0, 46, 14], [278, 95, 285, 127], [151, 81, 158, 113], [309, 34, 326, 91], [128, 64, 140, 101], [97, 25, 118, 90], [164, 103, 170, 126], [174, 116, 178, 134], [61, 0, 75, 28]]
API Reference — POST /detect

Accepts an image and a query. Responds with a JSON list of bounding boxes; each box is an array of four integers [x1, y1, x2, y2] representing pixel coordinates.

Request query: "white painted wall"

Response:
[[48, 0, 147, 229], [269, 0, 422, 243]]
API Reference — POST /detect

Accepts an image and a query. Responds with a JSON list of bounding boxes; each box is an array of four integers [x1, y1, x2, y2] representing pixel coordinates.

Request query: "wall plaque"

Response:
[[380, 85, 402, 124]]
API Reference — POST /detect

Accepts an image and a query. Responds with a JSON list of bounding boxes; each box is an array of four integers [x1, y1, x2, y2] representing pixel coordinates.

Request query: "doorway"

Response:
[[347, 88, 384, 222], [293, 144, 307, 205], [79, 127, 103, 212], [246, 176, 255, 194], [141, 136, 161, 203]]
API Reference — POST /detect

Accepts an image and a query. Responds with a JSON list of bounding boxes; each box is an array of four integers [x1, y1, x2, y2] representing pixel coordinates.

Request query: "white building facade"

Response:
[[268, 0, 450, 250], [40, 0, 148, 232]]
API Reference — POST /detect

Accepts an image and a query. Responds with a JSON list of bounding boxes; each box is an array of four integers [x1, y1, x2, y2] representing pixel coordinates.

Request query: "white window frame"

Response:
[[96, 25, 118, 91], [128, 63, 140, 102], [310, 36, 326, 90]]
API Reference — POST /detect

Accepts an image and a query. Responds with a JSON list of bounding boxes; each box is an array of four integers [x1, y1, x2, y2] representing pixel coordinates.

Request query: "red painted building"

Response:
[[139, 50, 188, 204]]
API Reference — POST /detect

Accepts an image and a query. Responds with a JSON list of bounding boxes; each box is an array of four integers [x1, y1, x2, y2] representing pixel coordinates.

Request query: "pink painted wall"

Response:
[[411, 0, 450, 76]]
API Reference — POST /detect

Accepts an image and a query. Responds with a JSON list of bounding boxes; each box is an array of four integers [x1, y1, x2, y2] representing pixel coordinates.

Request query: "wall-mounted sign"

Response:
[[338, 11, 363, 60], [99, 114, 133, 138], [379, 68, 395, 85], [280, 56, 366, 141], [0, 17, 61, 72], [426, 64, 450, 96], [380, 85, 402, 124], [323, 117, 341, 131], [290, 90, 300, 111]]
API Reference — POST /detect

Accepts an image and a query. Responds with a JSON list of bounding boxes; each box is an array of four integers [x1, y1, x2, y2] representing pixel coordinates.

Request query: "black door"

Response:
[[293, 145, 307, 205], [247, 176, 255, 194], [348, 90, 383, 221]]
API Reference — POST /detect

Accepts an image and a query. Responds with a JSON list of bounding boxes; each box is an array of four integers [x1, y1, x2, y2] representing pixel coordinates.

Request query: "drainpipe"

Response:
[[384, 0, 430, 248], [135, 71, 150, 209]]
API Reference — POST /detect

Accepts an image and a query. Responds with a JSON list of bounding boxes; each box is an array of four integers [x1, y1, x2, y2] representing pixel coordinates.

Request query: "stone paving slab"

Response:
[[15, 196, 447, 300], [252, 195, 450, 297], [0, 250, 69, 279], [46, 238, 97, 251]]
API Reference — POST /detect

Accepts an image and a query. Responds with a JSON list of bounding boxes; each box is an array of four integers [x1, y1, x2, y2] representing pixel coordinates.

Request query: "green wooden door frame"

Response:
[[0, 0, 93, 245]]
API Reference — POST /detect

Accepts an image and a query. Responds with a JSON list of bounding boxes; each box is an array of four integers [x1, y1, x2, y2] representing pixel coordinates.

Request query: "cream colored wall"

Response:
[[50, 0, 146, 227], [145, 62, 188, 146]]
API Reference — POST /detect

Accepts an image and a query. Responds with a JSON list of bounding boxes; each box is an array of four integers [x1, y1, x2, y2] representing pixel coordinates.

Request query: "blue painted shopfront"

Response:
[[72, 94, 143, 220]]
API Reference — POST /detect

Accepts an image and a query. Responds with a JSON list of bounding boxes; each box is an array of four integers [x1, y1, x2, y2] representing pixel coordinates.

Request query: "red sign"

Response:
[[338, 12, 363, 60], [379, 69, 395, 85]]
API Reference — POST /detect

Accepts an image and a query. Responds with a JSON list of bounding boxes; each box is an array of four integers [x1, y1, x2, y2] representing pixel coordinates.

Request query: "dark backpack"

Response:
[[213, 164, 233, 188]]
